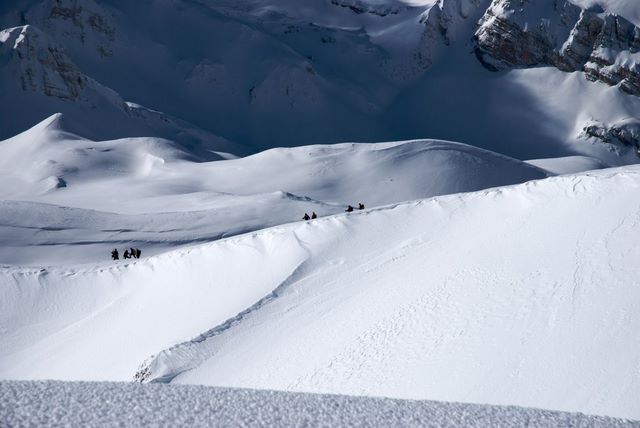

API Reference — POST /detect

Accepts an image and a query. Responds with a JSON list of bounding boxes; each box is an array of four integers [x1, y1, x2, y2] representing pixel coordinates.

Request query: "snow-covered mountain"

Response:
[[0, 23, 239, 157], [2, 1, 640, 425], [2, 0, 640, 162]]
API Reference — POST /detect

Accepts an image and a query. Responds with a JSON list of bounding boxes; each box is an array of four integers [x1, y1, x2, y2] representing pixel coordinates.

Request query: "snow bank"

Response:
[[0, 381, 635, 427]]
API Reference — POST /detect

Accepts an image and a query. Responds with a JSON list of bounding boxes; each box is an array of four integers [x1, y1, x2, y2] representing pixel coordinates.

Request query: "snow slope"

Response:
[[2, 166, 639, 419], [1, 381, 636, 427], [526, 156, 607, 175], [0, 115, 547, 265]]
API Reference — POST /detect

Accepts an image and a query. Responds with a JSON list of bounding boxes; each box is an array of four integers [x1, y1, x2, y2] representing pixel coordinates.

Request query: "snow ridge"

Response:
[[134, 257, 311, 384]]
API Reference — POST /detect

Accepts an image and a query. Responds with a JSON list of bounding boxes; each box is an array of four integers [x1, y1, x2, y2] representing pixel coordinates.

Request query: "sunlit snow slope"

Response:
[[0, 115, 547, 265], [2, 167, 639, 420]]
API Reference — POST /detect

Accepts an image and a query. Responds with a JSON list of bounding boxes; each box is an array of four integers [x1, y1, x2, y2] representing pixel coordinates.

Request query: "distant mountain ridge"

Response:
[[1, 0, 640, 162]]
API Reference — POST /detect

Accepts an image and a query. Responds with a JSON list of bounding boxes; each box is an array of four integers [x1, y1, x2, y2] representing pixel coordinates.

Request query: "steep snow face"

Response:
[[499, 66, 640, 164], [0, 115, 547, 265], [2, 167, 640, 420]]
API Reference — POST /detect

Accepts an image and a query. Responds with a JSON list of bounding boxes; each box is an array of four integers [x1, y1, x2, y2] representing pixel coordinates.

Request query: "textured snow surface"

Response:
[[0, 381, 637, 428], [0, 114, 548, 265], [2, 166, 640, 420]]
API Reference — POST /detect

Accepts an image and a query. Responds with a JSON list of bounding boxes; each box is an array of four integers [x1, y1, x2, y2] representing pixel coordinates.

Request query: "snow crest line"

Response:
[[135, 245, 311, 384], [3, 167, 639, 275]]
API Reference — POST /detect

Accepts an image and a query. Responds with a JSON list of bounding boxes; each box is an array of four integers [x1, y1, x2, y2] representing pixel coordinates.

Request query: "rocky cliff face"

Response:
[[475, 0, 640, 96], [25, 0, 116, 59], [0, 25, 91, 101]]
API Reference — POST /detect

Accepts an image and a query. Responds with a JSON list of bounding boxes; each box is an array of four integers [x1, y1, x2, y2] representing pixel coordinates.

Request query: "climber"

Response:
[[358, 203, 365, 210], [123, 249, 131, 259], [311, 212, 317, 219], [111, 248, 119, 260], [303, 213, 311, 221], [130, 247, 137, 259], [135, 248, 141, 259], [345, 205, 354, 212]]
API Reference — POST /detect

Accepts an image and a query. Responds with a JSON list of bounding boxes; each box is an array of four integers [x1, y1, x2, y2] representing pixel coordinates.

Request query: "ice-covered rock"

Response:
[[579, 118, 640, 159]]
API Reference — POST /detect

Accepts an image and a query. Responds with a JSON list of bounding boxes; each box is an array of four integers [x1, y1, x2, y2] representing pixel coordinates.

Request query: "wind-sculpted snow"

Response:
[[0, 115, 548, 265], [2, 381, 636, 428], [2, 167, 640, 419]]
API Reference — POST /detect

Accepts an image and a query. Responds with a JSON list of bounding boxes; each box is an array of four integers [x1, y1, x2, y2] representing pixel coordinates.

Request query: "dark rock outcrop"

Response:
[[579, 119, 640, 158], [475, 0, 640, 96]]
